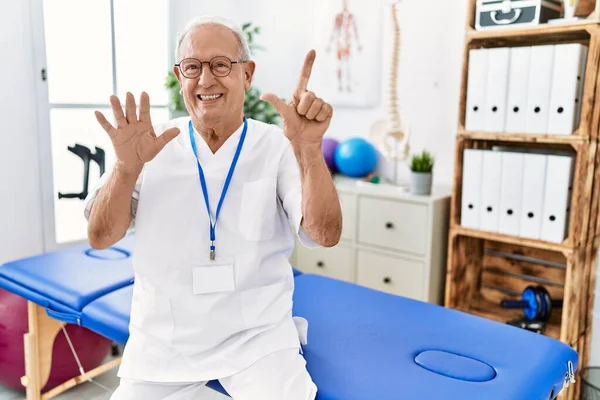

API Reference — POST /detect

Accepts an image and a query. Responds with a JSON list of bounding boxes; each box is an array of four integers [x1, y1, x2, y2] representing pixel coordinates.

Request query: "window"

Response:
[[34, 0, 170, 247]]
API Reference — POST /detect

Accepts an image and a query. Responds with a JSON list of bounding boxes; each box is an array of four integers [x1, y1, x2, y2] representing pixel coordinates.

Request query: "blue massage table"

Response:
[[0, 235, 578, 400]]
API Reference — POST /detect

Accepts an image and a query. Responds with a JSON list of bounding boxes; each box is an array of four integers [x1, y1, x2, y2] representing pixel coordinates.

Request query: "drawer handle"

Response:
[[383, 277, 392, 284], [385, 222, 394, 229], [317, 261, 324, 268]]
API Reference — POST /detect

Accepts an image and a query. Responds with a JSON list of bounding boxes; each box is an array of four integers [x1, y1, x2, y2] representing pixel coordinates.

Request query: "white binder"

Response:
[[505, 47, 531, 133], [525, 45, 555, 134], [548, 44, 589, 135], [541, 155, 574, 243], [465, 49, 489, 131], [575, 47, 588, 130], [461, 149, 484, 229], [498, 151, 525, 236], [483, 47, 510, 133], [520, 153, 548, 239], [479, 151, 503, 232]]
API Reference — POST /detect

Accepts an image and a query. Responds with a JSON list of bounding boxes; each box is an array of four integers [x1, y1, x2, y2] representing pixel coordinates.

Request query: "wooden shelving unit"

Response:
[[466, 21, 598, 43], [444, 1, 600, 399], [451, 225, 571, 253], [458, 129, 589, 145]]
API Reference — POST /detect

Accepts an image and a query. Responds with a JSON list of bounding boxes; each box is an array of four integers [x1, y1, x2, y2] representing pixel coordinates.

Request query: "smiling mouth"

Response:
[[197, 94, 223, 101]]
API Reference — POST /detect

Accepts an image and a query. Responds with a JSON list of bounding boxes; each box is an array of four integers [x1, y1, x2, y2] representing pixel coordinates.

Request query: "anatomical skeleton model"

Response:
[[369, 1, 410, 183], [326, 0, 362, 92]]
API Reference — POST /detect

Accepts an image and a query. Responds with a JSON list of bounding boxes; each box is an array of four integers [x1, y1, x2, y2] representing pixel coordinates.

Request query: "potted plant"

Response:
[[165, 21, 280, 125], [409, 150, 434, 195]]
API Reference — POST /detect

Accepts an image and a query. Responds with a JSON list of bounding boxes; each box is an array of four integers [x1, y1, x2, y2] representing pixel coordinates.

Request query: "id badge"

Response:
[[192, 256, 235, 294]]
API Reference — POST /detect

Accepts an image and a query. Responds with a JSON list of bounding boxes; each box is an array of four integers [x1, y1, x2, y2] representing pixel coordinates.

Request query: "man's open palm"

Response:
[[95, 92, 180, 171]]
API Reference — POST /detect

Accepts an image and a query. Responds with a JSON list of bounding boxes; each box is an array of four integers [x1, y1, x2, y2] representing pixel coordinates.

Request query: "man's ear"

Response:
[[244, 61, 256, 91], [173, 65, 182, 82]]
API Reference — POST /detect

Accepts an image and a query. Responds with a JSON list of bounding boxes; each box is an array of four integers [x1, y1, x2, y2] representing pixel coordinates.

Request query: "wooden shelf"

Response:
[[466, 21, 598, 44], [451, 225, 571, 255], [457, 129, 588, 146], [450, 2, 600, 398], [467, 294, 561, 341]]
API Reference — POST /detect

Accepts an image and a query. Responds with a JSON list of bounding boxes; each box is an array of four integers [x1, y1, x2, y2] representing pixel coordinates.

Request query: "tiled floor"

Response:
[[0, 364, 228, 400]]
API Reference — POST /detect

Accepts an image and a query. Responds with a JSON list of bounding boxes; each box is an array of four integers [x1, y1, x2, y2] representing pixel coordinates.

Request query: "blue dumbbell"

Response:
[[501, 286, 562, 321]]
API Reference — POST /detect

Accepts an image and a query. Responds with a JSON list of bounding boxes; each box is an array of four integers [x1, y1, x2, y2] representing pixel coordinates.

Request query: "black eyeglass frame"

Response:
[[174, 56, 247, 78]]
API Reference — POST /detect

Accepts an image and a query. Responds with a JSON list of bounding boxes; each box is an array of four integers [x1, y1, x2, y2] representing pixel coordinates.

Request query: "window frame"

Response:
[[29, 0, 169, 251]]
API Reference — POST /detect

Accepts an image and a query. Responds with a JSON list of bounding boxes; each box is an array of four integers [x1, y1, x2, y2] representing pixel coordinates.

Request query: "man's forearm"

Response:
[[87, 162, 141, 249], [293, 142, 342, 247]]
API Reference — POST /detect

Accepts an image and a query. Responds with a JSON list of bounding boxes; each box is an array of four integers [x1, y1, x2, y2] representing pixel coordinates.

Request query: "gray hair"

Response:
[[175, 16, 250, 63]]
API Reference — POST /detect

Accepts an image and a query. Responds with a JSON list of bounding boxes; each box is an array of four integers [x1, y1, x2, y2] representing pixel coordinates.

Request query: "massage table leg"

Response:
[[22, 301, 63, 400], [20, 301, 122, 400]]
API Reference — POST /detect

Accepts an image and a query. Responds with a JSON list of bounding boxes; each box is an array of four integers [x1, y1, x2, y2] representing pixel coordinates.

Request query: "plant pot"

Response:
[[410, 172, 432, 195]]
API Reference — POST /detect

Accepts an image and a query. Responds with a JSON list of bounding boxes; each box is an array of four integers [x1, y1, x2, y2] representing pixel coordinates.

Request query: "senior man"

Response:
[[85, 15, 342, 400]]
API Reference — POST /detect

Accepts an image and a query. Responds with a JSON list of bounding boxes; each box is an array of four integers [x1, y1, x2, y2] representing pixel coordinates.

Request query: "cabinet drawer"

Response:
[[356, 249, 425, 300], [358, 197, 428, 255], [339, 192, 356, 240], [295, 244, 354, 282]]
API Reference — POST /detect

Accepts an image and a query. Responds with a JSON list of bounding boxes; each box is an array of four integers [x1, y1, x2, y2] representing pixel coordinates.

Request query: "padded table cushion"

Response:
[[0, 235, 135, 320], [292, 274, 578, 400], [80, 273, 577, 399], [82, 285, 133, 346]]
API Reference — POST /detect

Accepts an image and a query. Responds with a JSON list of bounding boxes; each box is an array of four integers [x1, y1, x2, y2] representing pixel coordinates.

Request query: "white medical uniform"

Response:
[[84, 117, 320, 399]]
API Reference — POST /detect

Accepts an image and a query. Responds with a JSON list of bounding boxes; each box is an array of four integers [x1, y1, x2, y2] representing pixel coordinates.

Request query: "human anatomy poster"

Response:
[[311, 0, 383, 107]]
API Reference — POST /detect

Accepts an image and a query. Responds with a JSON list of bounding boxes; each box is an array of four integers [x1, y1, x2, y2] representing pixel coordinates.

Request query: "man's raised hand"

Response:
[[261, 50, 333, 146], [95, 92, 180, 172]]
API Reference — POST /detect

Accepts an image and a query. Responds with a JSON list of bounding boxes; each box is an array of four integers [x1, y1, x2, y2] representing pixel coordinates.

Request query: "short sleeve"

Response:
[[276, 141, 321, 249], [83, 162, 143, 230]]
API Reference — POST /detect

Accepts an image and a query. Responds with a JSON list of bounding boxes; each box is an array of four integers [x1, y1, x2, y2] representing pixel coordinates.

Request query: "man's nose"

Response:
[[198, 64, 217, 86]]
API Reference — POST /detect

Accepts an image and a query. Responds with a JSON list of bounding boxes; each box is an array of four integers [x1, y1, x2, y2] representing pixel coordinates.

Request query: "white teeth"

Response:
[[199, 94, 222, 100]]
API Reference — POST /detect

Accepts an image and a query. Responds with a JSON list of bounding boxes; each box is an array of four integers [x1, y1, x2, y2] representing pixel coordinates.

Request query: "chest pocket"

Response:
[[239, 178, 278, 241]]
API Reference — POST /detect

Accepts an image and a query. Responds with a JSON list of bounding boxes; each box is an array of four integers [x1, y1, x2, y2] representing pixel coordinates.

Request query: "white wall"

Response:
[[0, 0, 45, 263]]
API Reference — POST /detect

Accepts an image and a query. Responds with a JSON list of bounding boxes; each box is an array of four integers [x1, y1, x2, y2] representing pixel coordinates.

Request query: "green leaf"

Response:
[[410, 150, 435, 173]]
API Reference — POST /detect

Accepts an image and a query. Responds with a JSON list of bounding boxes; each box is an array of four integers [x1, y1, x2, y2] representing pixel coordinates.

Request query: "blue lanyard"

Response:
[[188, 118, 248, 260]]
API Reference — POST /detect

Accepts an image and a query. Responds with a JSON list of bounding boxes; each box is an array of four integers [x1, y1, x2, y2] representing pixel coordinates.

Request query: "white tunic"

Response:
[[85, 117, 319, 382]]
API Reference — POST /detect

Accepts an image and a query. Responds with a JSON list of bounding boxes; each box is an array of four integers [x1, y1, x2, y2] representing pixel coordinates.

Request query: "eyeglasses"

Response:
[[175, 56, 246, 78]]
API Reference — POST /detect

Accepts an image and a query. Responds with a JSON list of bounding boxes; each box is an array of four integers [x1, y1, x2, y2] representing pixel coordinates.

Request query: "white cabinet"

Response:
[[292, 177, 451, 305], [295, 243, 354, 282], [356, 249, 424, 300], [358, 196, 429, 256]]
